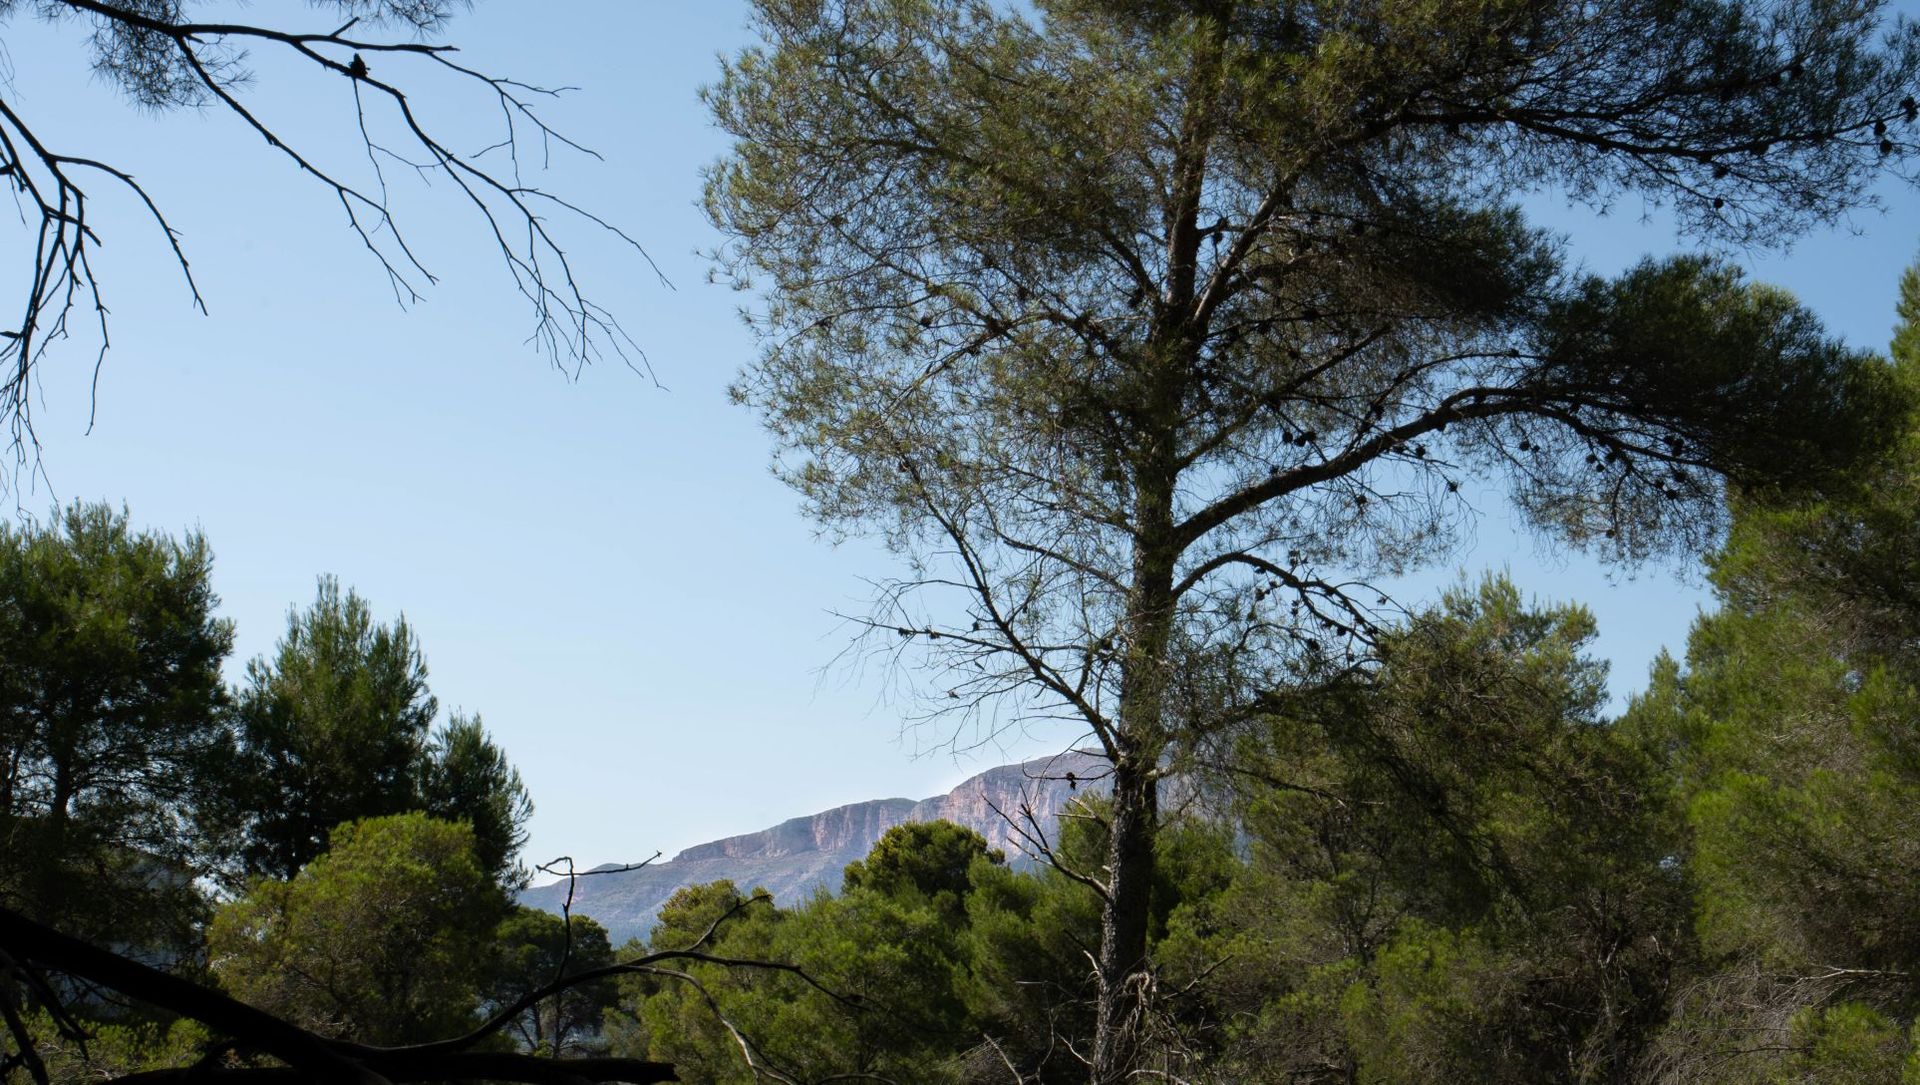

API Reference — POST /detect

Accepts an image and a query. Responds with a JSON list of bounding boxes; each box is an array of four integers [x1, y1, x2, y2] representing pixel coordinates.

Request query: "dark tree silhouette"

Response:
[[0, 880, 863, 1084], [0, 901, 680, 1084], [0, 0, 656, 470]]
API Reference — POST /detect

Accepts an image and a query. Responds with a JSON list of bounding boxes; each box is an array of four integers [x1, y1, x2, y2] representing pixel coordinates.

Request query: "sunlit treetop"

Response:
[[708, 5, 1920, 1074], [712, 0, 1918, 692]]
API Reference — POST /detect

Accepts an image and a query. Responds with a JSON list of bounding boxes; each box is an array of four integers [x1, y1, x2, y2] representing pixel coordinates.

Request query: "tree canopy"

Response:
[[1616, 265, 1920, 1080], [707, 0, 1920, 1076], [15, 4, 1920, 1083], [231, 576, 532, 887], [482, 907, 619, 1058], [0, 502, 232, 951], [209, 813, 501, 1046]]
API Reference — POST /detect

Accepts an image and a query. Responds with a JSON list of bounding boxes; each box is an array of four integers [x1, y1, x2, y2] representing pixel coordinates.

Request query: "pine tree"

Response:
[[707, 1, 1920, 1076]]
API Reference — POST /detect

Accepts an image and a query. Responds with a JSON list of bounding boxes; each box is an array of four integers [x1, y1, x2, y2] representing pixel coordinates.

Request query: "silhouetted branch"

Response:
[[112, 1053, 674, 1085], [0, 0, 658, 482], [535, 852, 662, 989], [0, 905, 677, 1084]]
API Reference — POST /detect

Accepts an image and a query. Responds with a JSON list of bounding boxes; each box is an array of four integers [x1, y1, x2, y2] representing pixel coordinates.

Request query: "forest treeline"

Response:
[[8, 265, 1920, 1081], [12, 0, 1920, 1081]]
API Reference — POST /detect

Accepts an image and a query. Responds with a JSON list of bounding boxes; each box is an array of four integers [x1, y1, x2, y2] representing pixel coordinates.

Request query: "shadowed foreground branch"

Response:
[[0, 905, 677, 1084]]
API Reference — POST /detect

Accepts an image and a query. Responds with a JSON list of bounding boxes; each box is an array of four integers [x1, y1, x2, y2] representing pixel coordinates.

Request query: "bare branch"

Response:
[[0, 1, 659, 483]]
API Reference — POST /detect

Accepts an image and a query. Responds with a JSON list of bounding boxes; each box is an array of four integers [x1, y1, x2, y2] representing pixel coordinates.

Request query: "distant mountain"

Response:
[[519, 751, 1106, 945]]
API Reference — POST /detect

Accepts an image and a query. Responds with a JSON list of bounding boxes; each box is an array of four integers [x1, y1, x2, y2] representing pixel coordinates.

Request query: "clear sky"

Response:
[[5, 0, 1919, 874]]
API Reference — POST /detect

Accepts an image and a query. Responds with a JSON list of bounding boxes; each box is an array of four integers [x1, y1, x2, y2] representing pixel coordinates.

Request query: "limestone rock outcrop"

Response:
[[519, 751, 1104, 944]]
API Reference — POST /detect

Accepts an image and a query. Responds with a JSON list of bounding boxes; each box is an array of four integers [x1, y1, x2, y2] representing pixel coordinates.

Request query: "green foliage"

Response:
[[707, 3, 1919, 1074], [0, 509, 553, 1076], [208, 813, 501, 1045], [591, 580, 1710, 1082], [606, 817, 1237, 1084], [0, 501, 233, 948], [958, 850, 1103, 1082], [597, 255, 1920, 1082], [624, 872, 978, 1083], [606, 880, 781, 1085], [842, 820, 1002, 917], [1623, 557, 1920, 1074], [1526, 258, 1905, 523], [1178, 578, 1687, 1082], [14, 1008, 210, 1085], [425, 712, 536, 888], [1612, 256, 1920, 1080], [759, 884, 975, 1078], [231, 577, 437, 879], [612, 837, 1001, 1082], [231, 577, 531, 886], [1772, 1003, 1914, 1084], [483, 907, 618, 1056], [14, 240, 1920, 1083]]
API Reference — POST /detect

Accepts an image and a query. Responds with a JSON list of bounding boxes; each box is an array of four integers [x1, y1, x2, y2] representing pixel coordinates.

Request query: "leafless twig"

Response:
[[0, 1, 661, 485]]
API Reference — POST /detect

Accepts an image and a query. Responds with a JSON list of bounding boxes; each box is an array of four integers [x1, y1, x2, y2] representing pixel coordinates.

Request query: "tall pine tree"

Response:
[[707, 2, 1920, 1075]]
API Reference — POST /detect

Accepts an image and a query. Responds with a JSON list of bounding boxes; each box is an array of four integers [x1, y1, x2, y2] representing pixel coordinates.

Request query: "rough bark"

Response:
[[1091, 754, 1161, 1083]]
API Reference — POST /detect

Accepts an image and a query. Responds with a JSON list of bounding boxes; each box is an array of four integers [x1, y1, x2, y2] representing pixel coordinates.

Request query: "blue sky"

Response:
[[5, 0, 1919, 872]]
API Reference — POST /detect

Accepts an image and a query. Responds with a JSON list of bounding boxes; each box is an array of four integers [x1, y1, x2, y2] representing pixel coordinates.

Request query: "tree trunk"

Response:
[[33, 750, 75, 924], [1092, 434, 1181, 1083], [1090, 751, 1161, 1083], [1088, 61, 1216, 1079]]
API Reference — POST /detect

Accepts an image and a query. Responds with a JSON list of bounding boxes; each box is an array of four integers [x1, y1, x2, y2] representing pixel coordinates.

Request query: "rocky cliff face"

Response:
[[674, 798, 919, 863], [906, 756, 1103, 858], [519, 751, 1104, 945]]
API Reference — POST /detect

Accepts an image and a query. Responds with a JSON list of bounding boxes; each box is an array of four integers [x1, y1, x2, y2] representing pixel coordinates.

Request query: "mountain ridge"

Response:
[[519, 751, 1104, 944]]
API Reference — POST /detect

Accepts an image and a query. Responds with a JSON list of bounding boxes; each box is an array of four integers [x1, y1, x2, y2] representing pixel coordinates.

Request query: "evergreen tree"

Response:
[[424, 713, 536, 889], [608, 820, 1237, 1083], [231, 577, 438, 880], [0, 502, 233, 949], [609, 880, 783, 1085], [208, 813, 500, 1046], [231, 577, 532, 886], [1624, 266, 1920, 1080], [1181, 578, 1686, 1082], [843, 820, 1003, 918], [706, 1, 1919, 1075], [483, 908, 618, 1056]]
